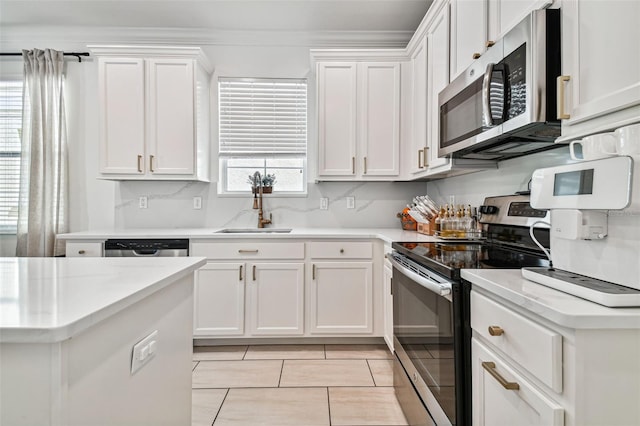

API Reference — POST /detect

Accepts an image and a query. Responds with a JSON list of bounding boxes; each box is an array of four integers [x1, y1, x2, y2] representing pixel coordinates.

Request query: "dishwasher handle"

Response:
[[132, 249, 160, 256]]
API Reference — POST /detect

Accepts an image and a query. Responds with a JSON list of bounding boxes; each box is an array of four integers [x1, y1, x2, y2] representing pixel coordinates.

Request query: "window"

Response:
[[218, 77, 307, 194], [0, 81, 23, 234]]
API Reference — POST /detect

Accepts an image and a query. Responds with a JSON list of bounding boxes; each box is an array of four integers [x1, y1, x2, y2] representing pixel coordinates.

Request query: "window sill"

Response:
[[216, 191, 308, 199]]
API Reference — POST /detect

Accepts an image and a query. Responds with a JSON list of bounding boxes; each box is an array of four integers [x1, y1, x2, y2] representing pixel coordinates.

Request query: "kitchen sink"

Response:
[[215, 228, 292, 234]]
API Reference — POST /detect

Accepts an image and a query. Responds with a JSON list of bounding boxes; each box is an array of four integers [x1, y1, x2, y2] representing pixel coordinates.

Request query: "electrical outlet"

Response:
[[131, 330, 158, 374], [346, 196, 355, 209], [320, 197, 329, 210], [193, 196, 202, 209], [138, 196, 148, 209]]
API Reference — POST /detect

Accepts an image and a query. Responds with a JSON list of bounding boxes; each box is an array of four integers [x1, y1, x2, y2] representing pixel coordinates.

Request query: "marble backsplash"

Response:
[[114, 181, 428, 229]]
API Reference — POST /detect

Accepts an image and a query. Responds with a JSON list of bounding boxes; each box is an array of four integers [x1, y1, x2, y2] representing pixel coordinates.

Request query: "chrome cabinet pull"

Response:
[[363, 157, 367, 174], [488, 325, 504, 336], [312, 264, 316, 280], [418, 149, 424, 169], [239, 265, 243, 281], [340, 248, 344, 254], [238, 249, 259, 254], [482, 362, 520, 390], [78, 250, 86, 255], [252, 265, 256, 281], [352, 157, 355, 174], [557, 75, 571, 119], [137, 155, 143, 173], [149, 155, 155, 172]]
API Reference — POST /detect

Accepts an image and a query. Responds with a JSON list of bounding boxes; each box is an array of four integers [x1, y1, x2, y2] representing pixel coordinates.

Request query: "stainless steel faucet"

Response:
[[252, 171, 272, 229]]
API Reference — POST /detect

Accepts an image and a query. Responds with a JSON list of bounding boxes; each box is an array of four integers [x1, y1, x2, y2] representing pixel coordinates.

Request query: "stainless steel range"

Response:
[[388, 194, 550, 426]]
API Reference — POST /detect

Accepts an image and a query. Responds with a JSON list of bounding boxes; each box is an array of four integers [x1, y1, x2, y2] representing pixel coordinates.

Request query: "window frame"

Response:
[[217, 77, 308, 196], [0, 79, 24, 235]]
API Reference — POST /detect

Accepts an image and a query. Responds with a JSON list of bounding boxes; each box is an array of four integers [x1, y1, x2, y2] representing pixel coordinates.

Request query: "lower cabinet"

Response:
[[194, 262, 245, 336], [309, 261, 373, 334], [383, 261, 393, 351], [472, 338, 564, 426], [248, 262, 305, 336]]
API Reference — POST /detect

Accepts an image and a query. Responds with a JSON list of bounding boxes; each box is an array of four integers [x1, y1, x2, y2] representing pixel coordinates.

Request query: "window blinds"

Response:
[[218, 78, 307, 157], [0, 81, 23, 233]]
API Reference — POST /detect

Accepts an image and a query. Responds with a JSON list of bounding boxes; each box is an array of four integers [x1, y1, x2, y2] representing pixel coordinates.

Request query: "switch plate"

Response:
[[138, 196, 148, 209], [131, 330, 158, 374], [193, 196, 202, 209], [320, 198, 329, 210], [346, 196, 355, 209]]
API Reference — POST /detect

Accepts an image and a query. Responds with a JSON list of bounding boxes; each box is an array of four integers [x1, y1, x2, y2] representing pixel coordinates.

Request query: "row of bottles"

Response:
[[434, 204, 480, 238]]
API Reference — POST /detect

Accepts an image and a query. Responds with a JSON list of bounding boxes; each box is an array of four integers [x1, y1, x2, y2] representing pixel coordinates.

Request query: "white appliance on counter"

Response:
[[524, 155, 640, 306]]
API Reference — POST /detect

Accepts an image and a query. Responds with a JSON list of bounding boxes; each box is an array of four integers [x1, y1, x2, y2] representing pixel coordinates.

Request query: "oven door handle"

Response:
[[387, 254, 452, 297]]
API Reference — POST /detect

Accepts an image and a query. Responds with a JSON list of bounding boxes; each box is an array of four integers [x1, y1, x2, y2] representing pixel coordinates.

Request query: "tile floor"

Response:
[[191, 344, 409, 426]]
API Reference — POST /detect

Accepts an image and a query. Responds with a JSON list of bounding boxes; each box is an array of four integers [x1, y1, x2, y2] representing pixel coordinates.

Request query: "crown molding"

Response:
[[1, 25, 414, 49]]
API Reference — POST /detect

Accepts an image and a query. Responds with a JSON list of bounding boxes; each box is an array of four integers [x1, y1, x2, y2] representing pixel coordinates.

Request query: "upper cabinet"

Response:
[[449, 0, 552, 81], [90, 46, 212, 181], [557, 0, 640, 141], [314, 54, 402, 180]]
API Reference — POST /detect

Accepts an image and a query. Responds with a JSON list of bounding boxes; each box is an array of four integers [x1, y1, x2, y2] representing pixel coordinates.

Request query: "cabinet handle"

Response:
[[418, 149, 424, 169], [472, 53, 482, 59], [149, 155, 155, 172], [340, 248, 344, 254], [352, 157, 355, 175], [423, 147, 429, 168], [488, 325, 504, 336], [137, 155, 143, 173], [238, 249, 259, 254], [239, 265, 243, 281], [363, 157, 367, 174], [482, 362, 520, 390], [486, 40, 495, 48], [78, 250, 85, 255], [252, 265, 256, 281], [557, 75, 571, 120], [312, 264, 316, 280]]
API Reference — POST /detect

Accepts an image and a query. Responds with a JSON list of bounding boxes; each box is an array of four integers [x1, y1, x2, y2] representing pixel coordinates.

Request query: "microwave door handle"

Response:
[[482, 63, 495, 127]]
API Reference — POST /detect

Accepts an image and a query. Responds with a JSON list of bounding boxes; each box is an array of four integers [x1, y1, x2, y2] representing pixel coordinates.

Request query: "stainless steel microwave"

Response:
[[438, 9, 561, 161]]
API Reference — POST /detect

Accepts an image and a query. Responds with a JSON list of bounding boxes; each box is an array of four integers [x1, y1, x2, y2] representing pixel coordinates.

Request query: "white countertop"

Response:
[[462, 269, 640, 329], [0, 257, 206, 343], [56, 227, 440, 244]]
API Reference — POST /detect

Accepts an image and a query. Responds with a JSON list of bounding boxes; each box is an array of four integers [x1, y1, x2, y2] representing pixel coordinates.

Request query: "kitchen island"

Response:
[[0, 256, 206, 426]]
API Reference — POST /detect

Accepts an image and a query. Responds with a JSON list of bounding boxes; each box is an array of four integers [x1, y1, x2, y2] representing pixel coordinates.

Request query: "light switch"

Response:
[[139, 196, 148, 209], [346, 197, 355, 209], [193, 196, 202, 209], [320, 198, 329, 210]]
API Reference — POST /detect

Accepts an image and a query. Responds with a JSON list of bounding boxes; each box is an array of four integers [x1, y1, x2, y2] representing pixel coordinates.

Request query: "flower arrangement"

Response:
[[247, 173, 276, 193]]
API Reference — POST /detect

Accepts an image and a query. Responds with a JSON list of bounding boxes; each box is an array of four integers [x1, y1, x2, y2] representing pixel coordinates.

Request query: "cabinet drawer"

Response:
[[191, 242, 304, 260], [308, 241, 372, 259], [471, 291, 562, 392], [65, 242, 103, 257], [472, 338, 564, 426]]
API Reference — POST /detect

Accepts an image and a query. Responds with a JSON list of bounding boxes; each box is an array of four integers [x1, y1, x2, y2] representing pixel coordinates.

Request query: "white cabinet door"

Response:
[[383, 262, 393, 351], [317, 62, 358, 176], [309, 262, 373, 334], [147, 59, 195, 176], [450, 0, 488, 81], [98, 57, 145, 175], [409, 35, 429, 176], [358, 62, 400, 177], [194, 262, 245, 336], [426, 3, 452, 172], [559, 0, 640, 139], [248, 263, 305, 336], [472, 338, 564, 426], [491, 0, 553, 41]]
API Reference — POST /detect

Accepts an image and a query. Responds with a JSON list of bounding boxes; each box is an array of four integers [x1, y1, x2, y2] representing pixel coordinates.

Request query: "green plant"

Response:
[[262, 174, 276, 187]]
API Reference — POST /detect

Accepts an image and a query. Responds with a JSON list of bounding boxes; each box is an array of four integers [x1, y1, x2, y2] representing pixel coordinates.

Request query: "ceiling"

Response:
[[0, 0, 433, 33]]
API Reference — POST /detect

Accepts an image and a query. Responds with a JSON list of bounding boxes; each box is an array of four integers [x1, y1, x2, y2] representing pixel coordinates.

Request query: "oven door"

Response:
[[390, 254, 467, 426]]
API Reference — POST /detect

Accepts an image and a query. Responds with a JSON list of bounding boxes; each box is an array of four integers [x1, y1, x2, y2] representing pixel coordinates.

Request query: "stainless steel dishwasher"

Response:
[[104, 239, 189, 257]]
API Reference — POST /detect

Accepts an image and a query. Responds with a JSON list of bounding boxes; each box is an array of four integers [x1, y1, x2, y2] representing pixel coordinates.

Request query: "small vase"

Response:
[[252, 187, 273, 194]]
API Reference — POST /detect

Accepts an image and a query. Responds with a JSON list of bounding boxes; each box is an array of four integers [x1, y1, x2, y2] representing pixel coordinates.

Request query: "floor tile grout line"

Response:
[[326, 386, 332, 426], [242, 345, 249, 360], [277, 359, 284, 387], [210, 387, 230, 426], [365, 359, 378, 387]]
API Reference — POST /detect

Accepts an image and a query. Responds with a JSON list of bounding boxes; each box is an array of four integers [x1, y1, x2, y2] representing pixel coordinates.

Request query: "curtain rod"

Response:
[[0, 52, 90, 62]]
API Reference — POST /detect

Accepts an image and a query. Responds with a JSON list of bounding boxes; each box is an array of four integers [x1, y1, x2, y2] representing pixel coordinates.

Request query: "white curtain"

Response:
[[16, 49, 68, 257]]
